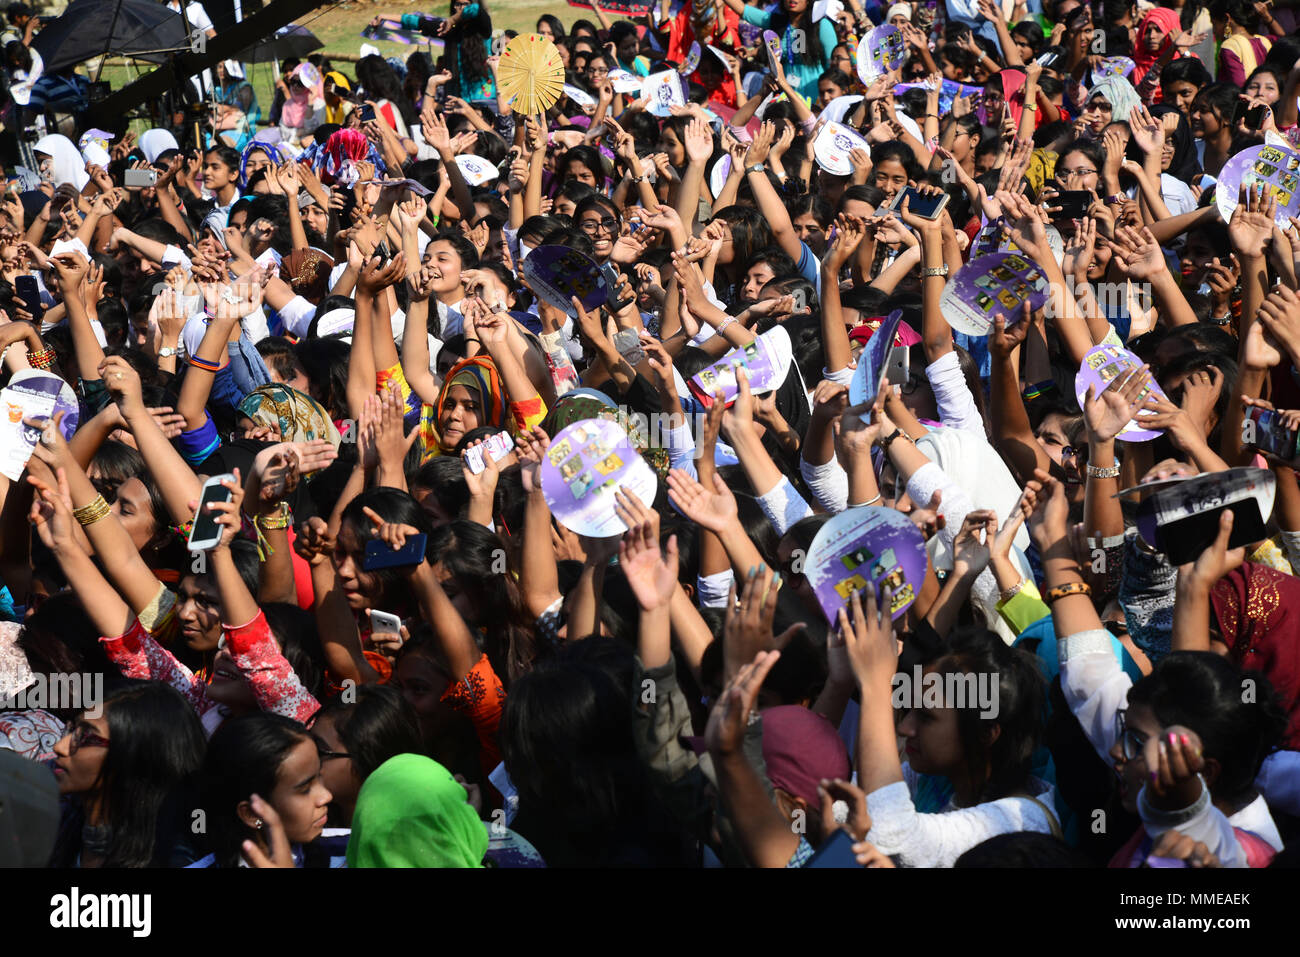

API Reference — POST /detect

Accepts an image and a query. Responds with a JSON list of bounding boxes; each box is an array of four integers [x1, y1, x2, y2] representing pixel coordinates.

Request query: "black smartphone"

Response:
[[14, 275, 43, 321], [1052, 189, 1093, 220], [1243, 104, 1268, 130], [1244, 406, 1299, 460], [890, 185, 949, 220], [806, 830, 862, 868], [363, 533, 428, 570], [360, 103, 377, 123], [373, 240, 392, 261]]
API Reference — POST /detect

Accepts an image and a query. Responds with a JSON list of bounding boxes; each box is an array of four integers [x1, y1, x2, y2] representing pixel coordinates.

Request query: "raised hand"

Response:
[[1083, 365, 1154, 443], [1229, 183, 1277, 256], [666, 468, 738, 535], [704, 648, 781, 757], [614, 488, 678, 612]]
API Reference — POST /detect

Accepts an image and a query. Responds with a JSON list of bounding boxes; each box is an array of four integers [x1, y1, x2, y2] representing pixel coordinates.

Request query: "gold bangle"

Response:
[[73, 495, 111, 527]]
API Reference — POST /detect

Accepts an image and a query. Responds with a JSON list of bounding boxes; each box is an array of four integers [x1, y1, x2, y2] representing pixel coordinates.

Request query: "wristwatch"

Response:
[[159, 345, 179, 358], [745, 163, 766, 175]]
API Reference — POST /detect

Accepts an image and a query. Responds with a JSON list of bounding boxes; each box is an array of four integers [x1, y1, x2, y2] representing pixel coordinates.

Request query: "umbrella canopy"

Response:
[[33, 0, 189, 73], [238, 24, 322, 64]]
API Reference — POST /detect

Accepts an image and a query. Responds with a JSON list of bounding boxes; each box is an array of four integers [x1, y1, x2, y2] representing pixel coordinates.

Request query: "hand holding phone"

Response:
[[188, 473, 236, 552]]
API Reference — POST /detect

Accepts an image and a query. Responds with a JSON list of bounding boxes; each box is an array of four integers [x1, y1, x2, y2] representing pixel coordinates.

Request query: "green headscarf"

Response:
[[345, 754, 487, 868]]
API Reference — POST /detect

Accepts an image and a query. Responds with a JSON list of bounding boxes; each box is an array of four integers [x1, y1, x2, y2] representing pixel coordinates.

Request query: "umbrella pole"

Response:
[[92, 0, 127, 86]]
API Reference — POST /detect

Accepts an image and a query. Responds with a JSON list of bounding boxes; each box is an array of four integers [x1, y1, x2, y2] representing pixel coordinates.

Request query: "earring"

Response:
[[255, 819, 264, 830]]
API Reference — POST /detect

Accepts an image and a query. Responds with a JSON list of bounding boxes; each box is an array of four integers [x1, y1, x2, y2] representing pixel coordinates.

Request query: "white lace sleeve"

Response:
[[1058, 629, 1132, 766], [799, 455, 848, 514], [865, 778, 1058, 868]]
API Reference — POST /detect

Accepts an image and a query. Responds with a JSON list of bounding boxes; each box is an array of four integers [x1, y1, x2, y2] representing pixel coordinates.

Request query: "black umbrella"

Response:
[[237, 24, 322, 64], [32, 0, 189, 73]]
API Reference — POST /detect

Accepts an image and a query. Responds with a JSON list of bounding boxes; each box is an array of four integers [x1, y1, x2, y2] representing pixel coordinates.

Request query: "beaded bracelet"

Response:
[[27, 347, 54, 369]]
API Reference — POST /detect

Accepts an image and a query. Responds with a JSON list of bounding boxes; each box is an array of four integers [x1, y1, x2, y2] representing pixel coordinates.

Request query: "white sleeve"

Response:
[[800, 455, 848, 514], [277, 295, 317, 340], [697, 569, 734, 609], [161, 245, 192, 270], [755, 475, 813, 536], [925, 351, 984, 438], [1256, 749, 1300, 818], [866, 778, 1058, 868], [663, 421, 698, 480], [822, 366, 854, 386], [1138, 779, 1247, 868], [905, 461, 975, 557], [1058, 629, 1132, 766]]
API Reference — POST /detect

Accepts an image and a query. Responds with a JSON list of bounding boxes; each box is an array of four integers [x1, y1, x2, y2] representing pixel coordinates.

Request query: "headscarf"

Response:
[[239, 141, 285, 190], [423, 355, 511, 458], [281, 248, 335, 303], [138, 129, 179, 164], [1210, 563, 1300, 750], [761, 706, 850, 807], [1132, 7, 1182, 87], [31, 134, 88, 190], [994, 68, 1028, 128], [1149, 103, 1200, 182], [236, 383, 341, 449], [1086, 77, 1142, 130], [280, 84, 313, 130], [346, 754, 487, 868], [298, 127, 386, 187]]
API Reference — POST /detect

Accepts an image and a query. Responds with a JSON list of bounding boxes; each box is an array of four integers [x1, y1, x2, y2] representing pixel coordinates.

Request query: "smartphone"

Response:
[[884, 343, 910, 387], [1052, 189, 1093, 220], [362, 532, 428, 570], [806, 829, 862, 868], [124, 168, 158, 188], [1243, 104, 1268, 131], [602, 262, 632, 313], [373, 239, 392, 261], [14, 275, 43, 321], [360, 103, 377, 123], [368, 609, 402, 636], [890, 185, 949, 220], [1244, 406, 1299, 460], [463, 430, 515, 474], [187, 473, 235, 552]]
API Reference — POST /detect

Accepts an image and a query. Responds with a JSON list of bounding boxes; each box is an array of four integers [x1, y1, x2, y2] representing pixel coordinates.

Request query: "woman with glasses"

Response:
[[1078, 78, 1141, 139], [1029, 472, 1288, 867], [574, 195, 621, 263], [49, 682, 206, 867], [311, 684, 424, 828]]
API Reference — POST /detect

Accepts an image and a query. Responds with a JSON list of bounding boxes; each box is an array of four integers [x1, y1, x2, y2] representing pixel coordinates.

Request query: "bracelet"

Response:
[[1000, 579, 1024, 602], [1044, 581, 1091, 603], [464, 337, 480, 344], [257, 503, 292, 529], [1086, 459, 1121, 479], [189, 355, 220, 372], [26, 347, 53, 369], [921, 264, 949, 278], [859, 492, 882, 506], [715, 316, 736, 333], [73, 495, 111, 527], [1208, 314, 1231, 326]]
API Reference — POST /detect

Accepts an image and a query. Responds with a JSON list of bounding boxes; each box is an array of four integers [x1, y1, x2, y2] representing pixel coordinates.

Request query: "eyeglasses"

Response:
[[586, 66, 609, 76], [580, 216, 618, 234], [1115, 709, 1148, 761], [1104, 619, 1128, 638], [1059, 167, 1097, 177], [65, 722, 110, 755]]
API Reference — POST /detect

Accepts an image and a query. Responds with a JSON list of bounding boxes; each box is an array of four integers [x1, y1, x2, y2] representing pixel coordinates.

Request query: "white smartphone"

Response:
[[463, 430, 515, 474], [187, 473, 236, 552], [369, 609, 402, 636]]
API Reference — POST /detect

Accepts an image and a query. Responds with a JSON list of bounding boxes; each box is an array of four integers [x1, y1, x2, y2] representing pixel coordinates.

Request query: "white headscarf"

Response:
[[32, 134, 89, 190], [139, 129, 179, 163]]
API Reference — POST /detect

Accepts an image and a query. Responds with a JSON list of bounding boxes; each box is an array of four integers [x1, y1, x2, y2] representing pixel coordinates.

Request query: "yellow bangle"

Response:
[[73, 495, 111, 527]]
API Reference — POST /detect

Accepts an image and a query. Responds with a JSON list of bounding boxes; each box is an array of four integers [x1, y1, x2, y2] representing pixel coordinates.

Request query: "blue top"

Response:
[[741, 6, 837, 103]]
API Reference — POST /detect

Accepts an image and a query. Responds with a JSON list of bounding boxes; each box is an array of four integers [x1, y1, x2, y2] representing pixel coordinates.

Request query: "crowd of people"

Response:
[[0, 0, 1299, 870]]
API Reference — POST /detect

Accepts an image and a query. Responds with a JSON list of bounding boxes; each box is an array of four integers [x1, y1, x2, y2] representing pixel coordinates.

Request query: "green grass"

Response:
[[97, 0, 575, 137]]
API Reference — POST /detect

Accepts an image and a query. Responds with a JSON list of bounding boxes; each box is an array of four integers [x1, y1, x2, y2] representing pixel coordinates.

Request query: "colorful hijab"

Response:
[[1131, 7, 1182, 87], [237, 383, 341, 449], [421, 355, 510, 458], [1210, 563, 1300, 750], [298, 127, 386, 187], [346, 754, 487, 868], [239, 141, 285, 190], [1086, 77, 1142, 129]]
